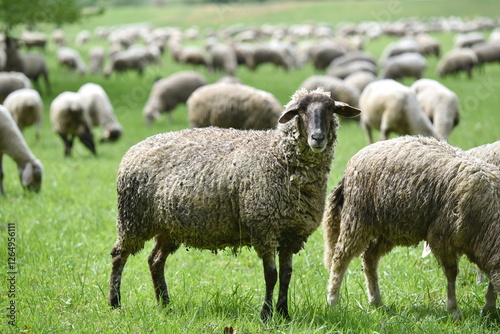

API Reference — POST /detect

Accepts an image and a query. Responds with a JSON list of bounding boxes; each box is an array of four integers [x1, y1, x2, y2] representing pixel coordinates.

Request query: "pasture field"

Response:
[[1, 1, 500, 333]]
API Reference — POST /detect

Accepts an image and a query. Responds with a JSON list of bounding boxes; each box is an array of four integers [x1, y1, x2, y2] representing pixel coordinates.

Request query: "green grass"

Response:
[[1, 1, 500, 333]]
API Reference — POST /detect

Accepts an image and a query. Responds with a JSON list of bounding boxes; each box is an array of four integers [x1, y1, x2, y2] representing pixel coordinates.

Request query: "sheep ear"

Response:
[[278, 101, 300, 123], [21, 163, 33, 187], [334, 101, 362, 118]]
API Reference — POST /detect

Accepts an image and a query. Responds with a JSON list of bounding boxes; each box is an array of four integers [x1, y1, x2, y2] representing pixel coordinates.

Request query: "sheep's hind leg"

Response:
[[109, 246, 130, 308], [148, 233, 179, 306], [482, 270, 499, 317], [260, 252, 278, 322], [276, 248, 293, 320], [440, 257, 462, 320], [362, 237, 395, 307]]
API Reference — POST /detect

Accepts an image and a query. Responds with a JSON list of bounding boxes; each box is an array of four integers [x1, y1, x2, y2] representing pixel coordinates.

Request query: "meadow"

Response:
[[1, 1, 500, 333]]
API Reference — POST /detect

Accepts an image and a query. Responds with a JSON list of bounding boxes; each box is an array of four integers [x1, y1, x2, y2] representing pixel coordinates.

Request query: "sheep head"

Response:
[[279, 88, 361, 152]]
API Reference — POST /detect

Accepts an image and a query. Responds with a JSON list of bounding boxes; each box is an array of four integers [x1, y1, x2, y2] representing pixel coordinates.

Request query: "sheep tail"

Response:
[[322, 177, 344, 270]]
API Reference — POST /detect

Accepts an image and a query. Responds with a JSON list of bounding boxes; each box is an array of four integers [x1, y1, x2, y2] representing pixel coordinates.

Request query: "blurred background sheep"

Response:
[[3, 88, 43, 141]]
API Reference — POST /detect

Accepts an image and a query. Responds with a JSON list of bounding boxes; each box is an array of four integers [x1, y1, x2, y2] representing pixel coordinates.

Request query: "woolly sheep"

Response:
[[466, 140, 500, 167], [143, 70, 207, 124], [246, 44, 294, 71], [343, 71, 377, 94], [380, 52, 427, 80], [77, 83, 122, 142], [21, 31, 47, 50], [3, 88, 43, 140], [323, 135, 500, 319], [327, 60, 377, 79], [454, 32, 485, 48], [50, 92, 96, 157], [178, 46, 209, 67], [379, 38, 421, 63], [0, 71, 31, 103], [187, 82, 282, 130], [308, 40, 346, 70], [472, 42, 500, 67], [88, 46, 105, 74], [208, 43, 238, 76], [299, 75, 360, 108], [0, 105, 43, 194], [358, 79, 439, 143], [437, 48, 478, 78], [108, 87, 361, 321], [56, 47, 87, 75], [415, 33, 441, 57], [411, 78, 460, 141], [104, 49, 147, 77]]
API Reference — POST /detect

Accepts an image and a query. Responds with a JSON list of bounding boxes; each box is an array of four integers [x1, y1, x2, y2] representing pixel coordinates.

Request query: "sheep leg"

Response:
[[78, 126, 96, 156], [0, 154, 4, 195], [58, 133, 74, 157], [379, 115, 391, 141], [441, 259, 462, 320], [109, 247, 130, 308], [260, 252, 278, 322], [148, 233, 179, 306], [481, 282, 497, 316], [276, 249, 293, 320], [362, 237, 395, 307], [360, 121, 374, 144]]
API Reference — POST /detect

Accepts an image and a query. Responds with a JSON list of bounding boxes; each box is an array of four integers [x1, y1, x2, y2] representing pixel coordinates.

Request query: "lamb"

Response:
[[323, 135, 500, 319], [437, 48, 478, 79], [0, 105, 43, 195], [186, 82, 282, 130], [299, 75, 360, 107], [0, 71, 31, 103], [49, 92, 96, 157], [358, 79, 439, 144], [108, 87, 361, 321], [410, 78, 460, 141], [56, 47, 87, 75], [3, 88, 43, 140], [380, 52, 427, 80], [466, 140, 500, 167], [77, 83, 123, 142], [142, 70, 207, 125]]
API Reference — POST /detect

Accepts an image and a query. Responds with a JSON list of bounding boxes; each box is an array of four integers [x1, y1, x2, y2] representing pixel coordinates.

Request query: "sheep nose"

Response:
[[311, 133, 325, 142]]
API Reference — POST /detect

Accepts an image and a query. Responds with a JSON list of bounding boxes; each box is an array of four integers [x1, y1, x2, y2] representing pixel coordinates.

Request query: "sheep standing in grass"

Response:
[[437, 48, 478, 78], [77, 83, 122, 142], [187, 82, 282, 129], [56, 47, 87, 75], [143, 71, 207, 125], [467, 140, 500, 166], [299, 75, 360, 107], [0, 105, 43, 194], [380, 52, 427, 80], [411, 78, 460, 141], [0, 72, 31, 103], [323, 135, 500, 319], [358, 79, 439, 144], [50, 92, 96, 157], [3, 88, 43, 140], [108, 88, 361, 321]]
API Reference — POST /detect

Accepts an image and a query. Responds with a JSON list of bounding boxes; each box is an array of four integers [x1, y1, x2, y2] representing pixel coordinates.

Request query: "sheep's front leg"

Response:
[[442, 260, 462, 320], [276, 249, 293, 320], [362, 237, 394, 307], [0, 154, 4, 195], [260, 252, 277, 322], [148, 233, 179, 306], [58, 133, 73, 157]]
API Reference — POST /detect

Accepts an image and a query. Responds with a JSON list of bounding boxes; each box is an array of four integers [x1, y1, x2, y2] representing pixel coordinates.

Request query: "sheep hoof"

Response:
[[450, 309, 463, 321]]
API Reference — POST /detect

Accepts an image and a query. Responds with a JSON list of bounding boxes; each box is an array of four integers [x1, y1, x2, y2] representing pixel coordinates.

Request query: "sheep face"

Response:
[[19, 161, 43, 193], [279, 93, 360, 152]]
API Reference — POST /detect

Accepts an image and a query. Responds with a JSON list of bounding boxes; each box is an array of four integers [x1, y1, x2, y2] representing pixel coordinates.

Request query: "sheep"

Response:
[[411, 78, 460, 141], [3, 88, 43, 140], [323, 135, 500, 319], [21, 31, 47, 51], [178, 46, 209, 67], [49, 92, 96, 157], [51, 29, 67, 46], [299, 75, 360, 108], [454, 31, 485, 48], [327, 59, 378, 79], [437, 48, 478, 79], [88, 46, 105, 74], [246, 44, 294, 71], [380, 52, 427, 80], [472, 42, 500, 67], [56, 47, 87, 75], [77, 83, 122, 142], [208, 43, 238, 76], [466, 140, 500, 167], [186, 82, 282, 130], [0, 72, 31, 103], [142, 70, 207, 125], [104, 49, 147, 77], [108, 87, 361, 321], [0, 105, 43, 195], [379, 38, 421, 63], [358, 79, 439, 144], [343, 71, 377, 94], [415, 33, 441, 57], [308, 40, 346, 70]]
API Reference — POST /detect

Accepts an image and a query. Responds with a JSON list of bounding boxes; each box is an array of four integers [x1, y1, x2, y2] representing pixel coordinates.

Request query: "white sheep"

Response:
[[3, 88, 43, 140], [343, 71, 377, 94], [323, 135, 500, 319], [104, 49, 148, 77], [50, 92, 96, 157], [187, 82, 282, 130], [88, 46, 105, 74], [208, 43, 238, 76], [437, 48, 478, 78], [77, 83, 123, 142], [466, 140, 500, 167], [0, 71, 31, 103], [0, 105, 43, 194], [108, 87, 361, 321], [299, 75, 360, 108], [380, 52, 427, 80], [56, 47, 87, 75], [410, 78, 460, 141], [143, 70, 207, 125], [358, 79, 439, 144]]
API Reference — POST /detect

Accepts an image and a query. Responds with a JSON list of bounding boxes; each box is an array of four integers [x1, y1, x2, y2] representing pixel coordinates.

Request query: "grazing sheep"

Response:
[[358, 79, 439, 144], [380, 52, 427, 80], [472, 42, 500, 67], [108, 88, 361, 321], [323, 135, 500, 319], [56, 47, 87, 75], [77, 83, 122, 142], [0, 72, 31, 103], [50, 92, 96, 157], [246, 44, 294, 71], [327, 60, 377, 79], [411, 78, 460, 141], [415, 33, 441, 57], [88, 46, 105, 74], [187, 82, 282, 129], [104, 49, 147, 77], [466, 140, 500, 167], [308, 40, 346, 70], [454, 32, 485, 48], [437, 48, 478, 79], [3, 88, 43, 140], [51, 29, 67, 46], [21, 31, 47, 51], [299, 75, 360, 107], [143, 71, 207, 125], [178, 46, 209, 67], [0, 105, 43, 194], [208, 43, 238, 76], [343, 71, 377, 94], [379, 38, 421, 63]]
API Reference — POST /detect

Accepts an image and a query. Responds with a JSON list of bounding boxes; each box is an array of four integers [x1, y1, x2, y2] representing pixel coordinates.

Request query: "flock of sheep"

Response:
[[0, 14, 499, 322]]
